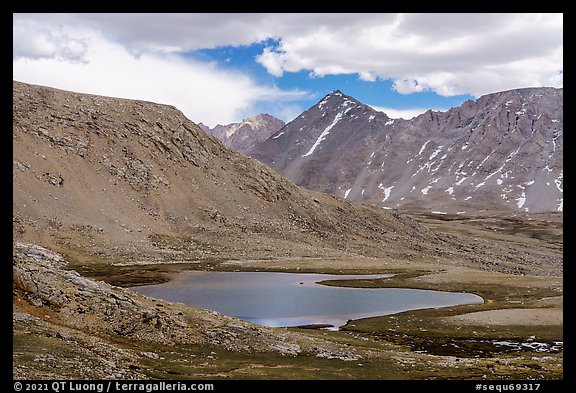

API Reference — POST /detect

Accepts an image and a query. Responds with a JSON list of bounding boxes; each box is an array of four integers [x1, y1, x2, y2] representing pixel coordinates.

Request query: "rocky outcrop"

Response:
[[13, 241, 366, 378], [12, 242, 309, 354]]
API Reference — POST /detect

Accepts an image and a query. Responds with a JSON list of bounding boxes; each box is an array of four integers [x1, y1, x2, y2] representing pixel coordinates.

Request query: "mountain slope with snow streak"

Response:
[[249, 88, 563, 214]]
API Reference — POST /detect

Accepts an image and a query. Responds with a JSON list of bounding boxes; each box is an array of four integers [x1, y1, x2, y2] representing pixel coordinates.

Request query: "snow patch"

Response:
[[344, 188, 352, 199], [497, 179, 503, 185], [378, 183, 394, 202], [474, 152, 493, 173], [417, 140, 431, 156], [445, 187, 454, 195], [302, 111, 343, 157], [482, 145, 522, 182], [429, 145, 444, 160], [431, 211, 447, 215], [456, 177, 467, 186], [516, 193, 526, 209], [272, 132, 285, 139], [368, 115, 375, 121], [385, 119, 394, 125], [421, 186, 432, 195], [554, 171, 563, 192]]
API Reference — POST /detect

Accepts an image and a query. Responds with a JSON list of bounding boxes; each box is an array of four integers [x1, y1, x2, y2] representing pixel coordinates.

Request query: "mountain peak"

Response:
[[250, 86, 562, 214], [326, 89, 354, 101], [317, 89, 365, 109], [201, 113, 284, 153]]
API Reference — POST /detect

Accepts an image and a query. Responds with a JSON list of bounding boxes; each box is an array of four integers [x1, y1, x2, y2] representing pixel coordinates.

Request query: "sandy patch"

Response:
[[446, 308, 563, 326]]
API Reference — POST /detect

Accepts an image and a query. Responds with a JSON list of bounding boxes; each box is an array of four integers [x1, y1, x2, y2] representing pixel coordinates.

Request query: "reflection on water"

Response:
[[132, 271, 483, 329]]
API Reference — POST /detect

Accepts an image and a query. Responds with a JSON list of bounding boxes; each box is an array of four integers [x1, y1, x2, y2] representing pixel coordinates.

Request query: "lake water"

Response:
[[132, 271, 484, 329]]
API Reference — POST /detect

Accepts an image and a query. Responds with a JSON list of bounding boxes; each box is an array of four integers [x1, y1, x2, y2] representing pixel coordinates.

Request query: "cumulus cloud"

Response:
[[12, 18, 306, 127], [13, 19, 89, 62], [253, 13, 563, 97], [13, 13, 274, 56], [42, 13, 558, 98], [13, 13, 563, 125]]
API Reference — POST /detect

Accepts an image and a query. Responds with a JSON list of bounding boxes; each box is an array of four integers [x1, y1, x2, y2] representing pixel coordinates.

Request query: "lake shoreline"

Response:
[[74, 255, 562, 350], [17, 247, 563, 379], [130, 270, 484, 329]]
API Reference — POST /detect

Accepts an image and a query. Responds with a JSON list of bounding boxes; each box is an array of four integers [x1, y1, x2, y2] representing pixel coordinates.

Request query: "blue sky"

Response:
[[13, 13, 562, 127], [190, 41, 475, 120]]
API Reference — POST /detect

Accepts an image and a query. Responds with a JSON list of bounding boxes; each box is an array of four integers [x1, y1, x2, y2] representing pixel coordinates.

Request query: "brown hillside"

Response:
[[13, 81, 438, 265]]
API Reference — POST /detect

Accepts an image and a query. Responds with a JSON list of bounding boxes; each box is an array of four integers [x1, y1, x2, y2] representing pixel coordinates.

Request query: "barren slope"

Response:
[[13, 81, 445, 266]]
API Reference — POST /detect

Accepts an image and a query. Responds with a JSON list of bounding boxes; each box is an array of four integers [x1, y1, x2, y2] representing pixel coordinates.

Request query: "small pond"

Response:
[[132, 271, 484, 329]]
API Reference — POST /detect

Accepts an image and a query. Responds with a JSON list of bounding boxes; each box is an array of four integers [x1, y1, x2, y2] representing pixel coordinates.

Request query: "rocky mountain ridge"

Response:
[[249, 88, 563, 214]]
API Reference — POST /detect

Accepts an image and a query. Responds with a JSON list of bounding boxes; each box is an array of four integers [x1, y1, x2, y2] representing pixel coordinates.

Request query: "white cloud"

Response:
[[13, 13, 273, 54], [13, 13, 563, 125], [257, 46, 286, 77], [13, 19, 89, 62], [253, 13, 563, 97], [12, 20, 305, 127]]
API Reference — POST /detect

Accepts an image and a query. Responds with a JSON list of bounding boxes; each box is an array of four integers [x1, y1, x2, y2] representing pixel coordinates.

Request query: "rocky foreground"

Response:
[[13, 242, 362, 379], [13, 239, 563, 380]]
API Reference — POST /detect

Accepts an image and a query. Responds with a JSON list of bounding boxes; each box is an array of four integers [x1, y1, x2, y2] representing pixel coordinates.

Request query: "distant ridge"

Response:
[[249, 88, 563, 214], [199, 114, 284, 153]]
